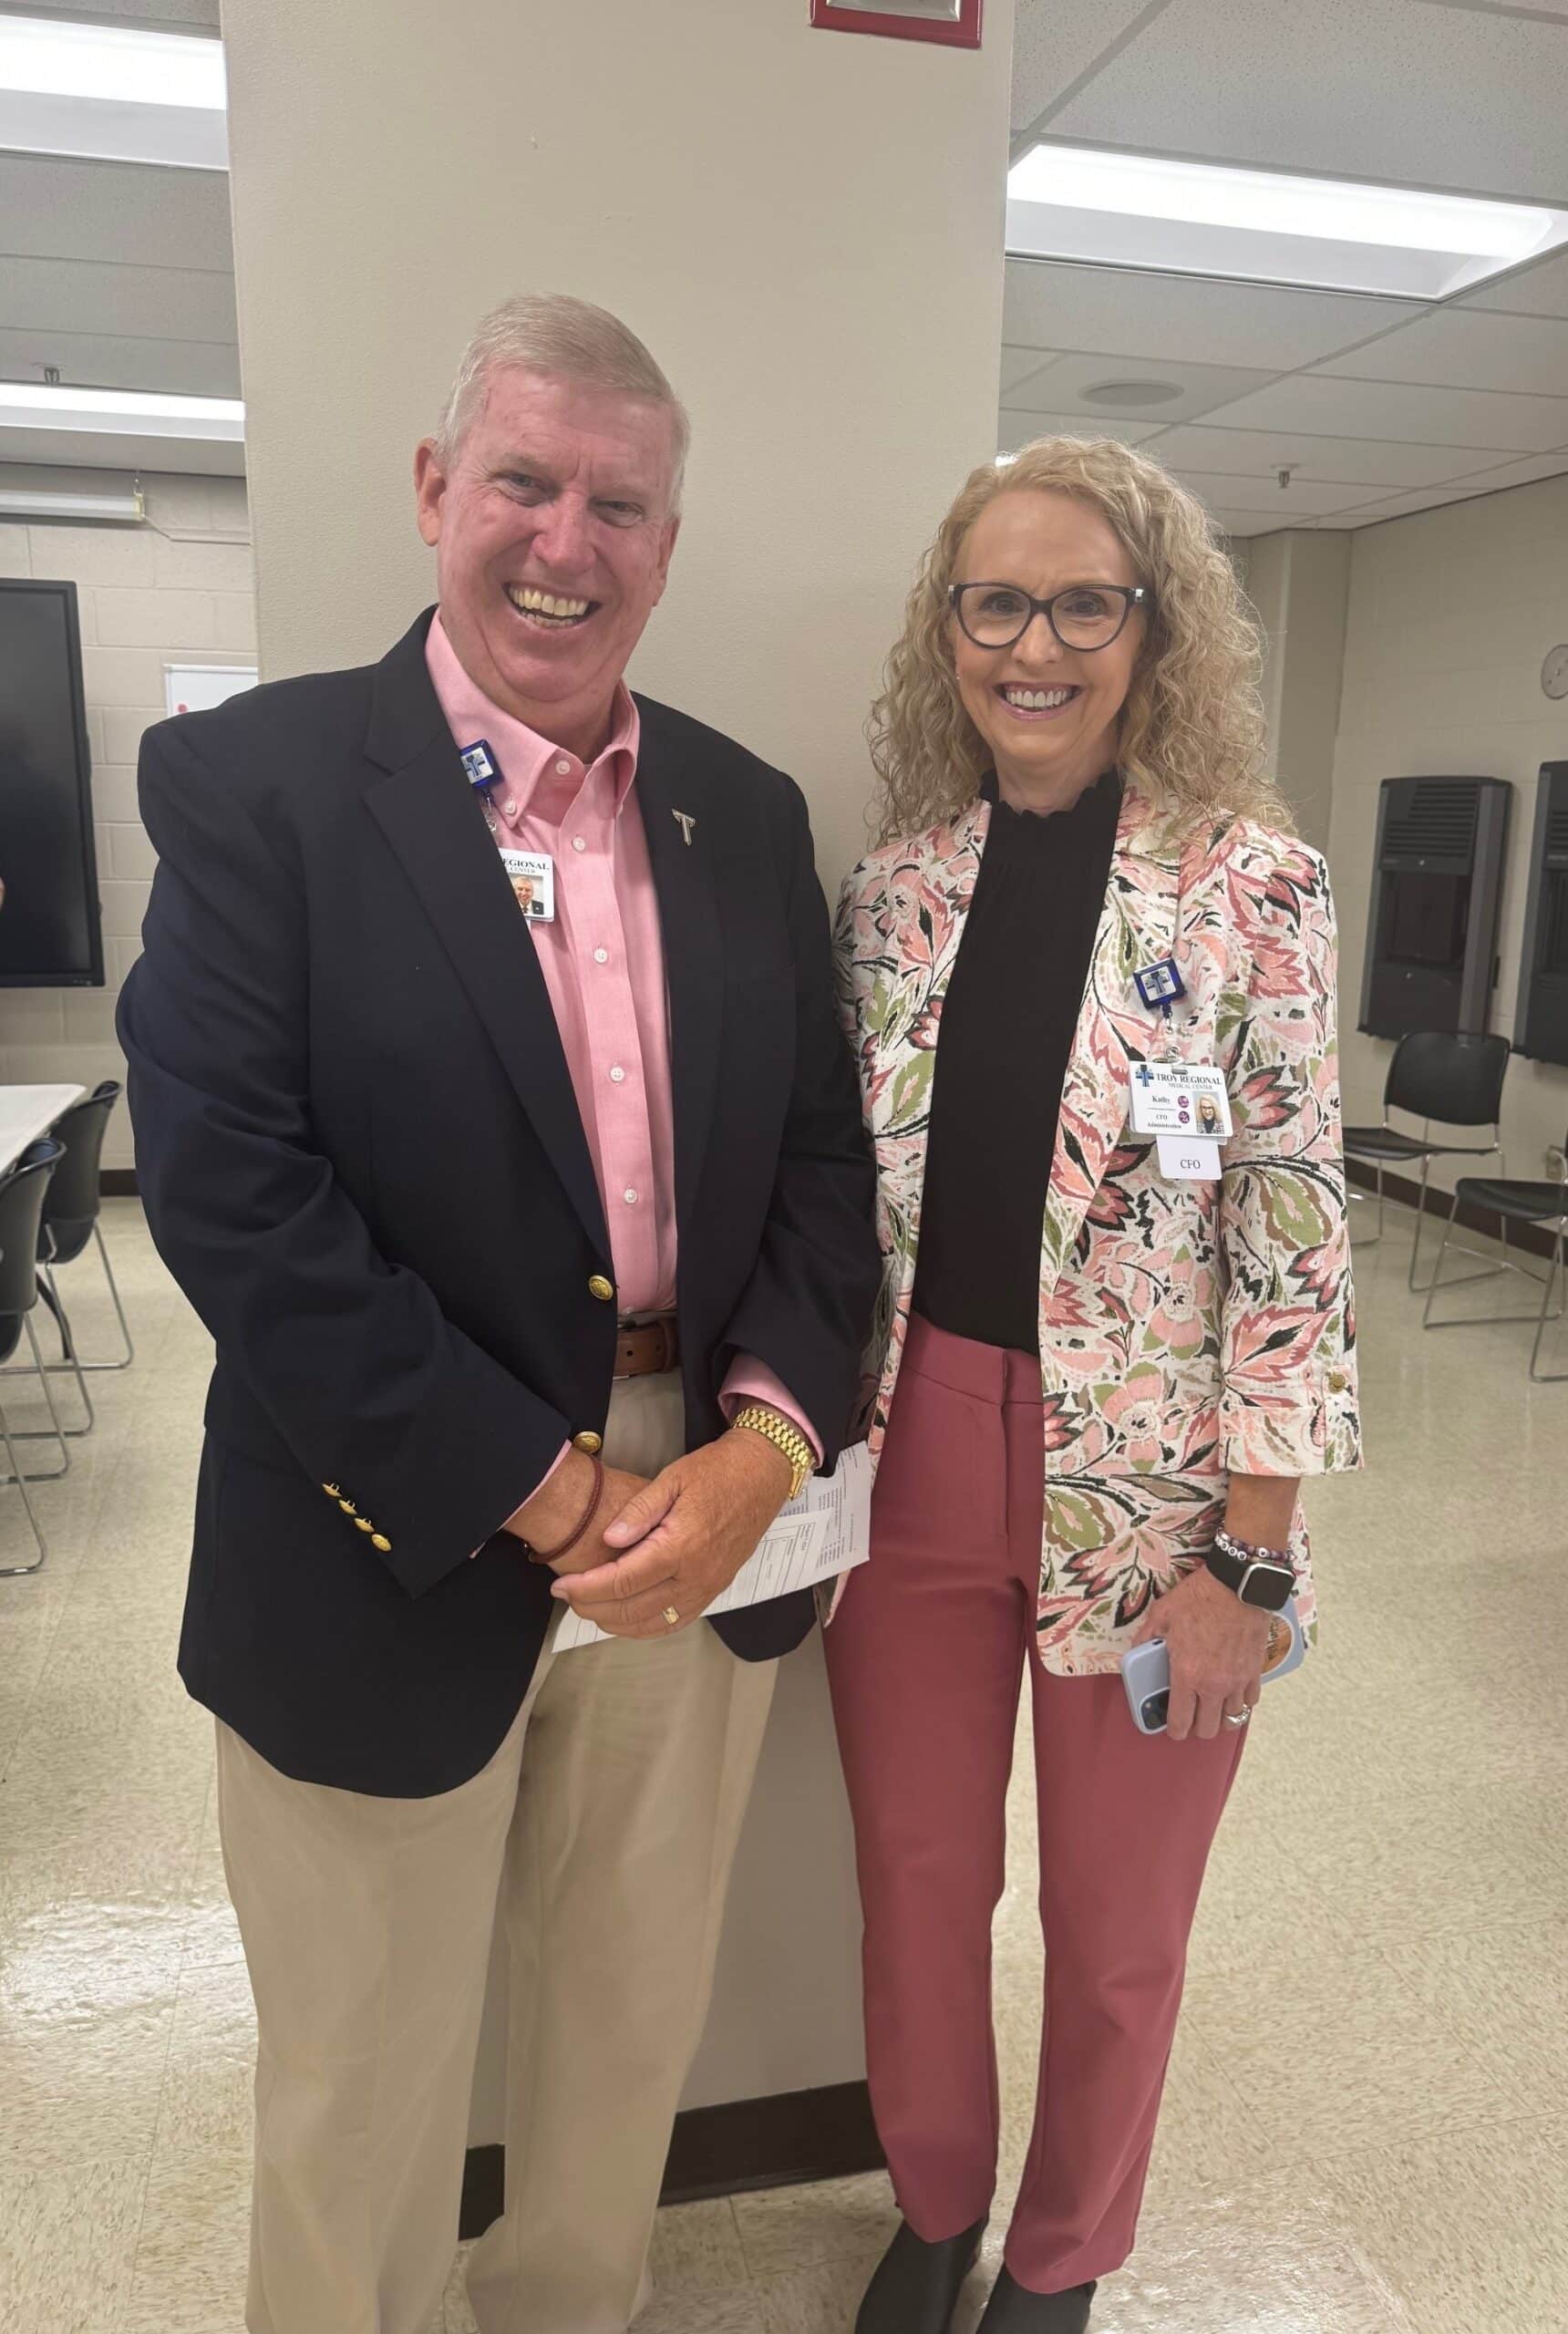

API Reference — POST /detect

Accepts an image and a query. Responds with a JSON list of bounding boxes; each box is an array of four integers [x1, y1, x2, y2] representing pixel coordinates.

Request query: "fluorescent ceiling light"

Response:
[[1006, 144, 1568, 300], [0, 13, 227, 169], [0, 383, 243, 441], [0, 484, 146, 523]]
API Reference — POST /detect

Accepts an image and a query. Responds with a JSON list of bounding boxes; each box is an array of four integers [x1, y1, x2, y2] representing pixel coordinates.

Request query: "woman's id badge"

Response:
[[500, 849, 555, 923], [1127, 1060, 1233, 1141]]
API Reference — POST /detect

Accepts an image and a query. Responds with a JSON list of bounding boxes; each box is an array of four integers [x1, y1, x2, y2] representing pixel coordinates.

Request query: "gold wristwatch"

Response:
[[730, 1404, 815, 1501]]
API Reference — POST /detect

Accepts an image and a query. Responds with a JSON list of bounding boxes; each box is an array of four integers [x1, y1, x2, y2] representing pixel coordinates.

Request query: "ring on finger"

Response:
[[662, 1606, 681, 1628], [1223, 1706, 1252, 1729]]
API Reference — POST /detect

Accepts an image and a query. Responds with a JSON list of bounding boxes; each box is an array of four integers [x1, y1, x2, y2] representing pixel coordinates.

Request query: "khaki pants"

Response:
[[216, 1372, 778, 2334]]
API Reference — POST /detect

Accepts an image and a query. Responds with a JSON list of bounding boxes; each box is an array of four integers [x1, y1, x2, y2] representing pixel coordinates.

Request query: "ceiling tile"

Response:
[[1010, 3, 1157, 138], [997, 408, 1167, 454], [1165, 467, 1376, 518], [1045, 0, 1568, 205], [1000, 345, 1059, 397], [0, 253, 237, 346], [0, 154, 234, 274], [1461, 250, 1568, 322], [1006, 350, 1276, 426], [0, 423, 242, 476], [18, 0, 220, 21], [1191, 372, 1568, 452], [1207, 508, 1293, 538], [1313, 307, 1568, 396], [1145, 423, 1503, 490], [1336, 466, 1568, 527], [0, 325, 240, 399], [1003, 258, 1410, 369]]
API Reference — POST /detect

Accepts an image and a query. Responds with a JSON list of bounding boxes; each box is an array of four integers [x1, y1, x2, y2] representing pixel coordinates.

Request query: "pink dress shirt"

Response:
[[425, 615, 819, 1515]]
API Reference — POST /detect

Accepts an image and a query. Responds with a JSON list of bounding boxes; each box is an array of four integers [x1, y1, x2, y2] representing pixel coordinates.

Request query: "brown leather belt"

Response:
[[614, 1315, 680, 1379]]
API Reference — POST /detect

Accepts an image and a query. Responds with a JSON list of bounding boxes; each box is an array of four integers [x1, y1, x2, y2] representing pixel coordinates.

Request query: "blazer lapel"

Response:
[[1039, 790, 1181, 1298], [361, 616, 608, 1260], [632, 702, 723, 1248]]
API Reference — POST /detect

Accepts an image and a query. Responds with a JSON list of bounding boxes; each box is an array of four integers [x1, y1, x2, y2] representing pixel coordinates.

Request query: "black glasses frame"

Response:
[[949, 581, 1152, 653]]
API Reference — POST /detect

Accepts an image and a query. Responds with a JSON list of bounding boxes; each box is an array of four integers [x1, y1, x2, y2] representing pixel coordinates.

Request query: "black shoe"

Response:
[[855, 2215, 988, 2334], [976, 2267, 1097, 2331]]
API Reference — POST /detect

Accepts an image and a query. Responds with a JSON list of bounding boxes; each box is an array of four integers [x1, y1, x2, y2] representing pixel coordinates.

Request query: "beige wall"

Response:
[[1328, 474, 1568, 1189], [0, 471, 255, 1166], [219, 0, 1016, 2122], [1248, 527, 1349, 857], [222, 0, 1015, 892]]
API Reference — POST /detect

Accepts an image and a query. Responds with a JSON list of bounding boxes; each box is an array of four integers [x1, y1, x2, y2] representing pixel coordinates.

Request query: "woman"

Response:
[[828, 437, 1360, 2334]]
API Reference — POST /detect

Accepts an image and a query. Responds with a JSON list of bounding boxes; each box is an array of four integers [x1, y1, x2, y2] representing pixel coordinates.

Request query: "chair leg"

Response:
[[73, 1224, 136, 1372], [1346, 1163, 1384, 1250], [1408, 1158, 1432, 1290], [2, 1279, 96, 1439], [1421, 1194, 1461, 1328], [0, 1392, 48, 1576], [0, 1319, 69, 1484], [1530, 1231, 1568, 1384]]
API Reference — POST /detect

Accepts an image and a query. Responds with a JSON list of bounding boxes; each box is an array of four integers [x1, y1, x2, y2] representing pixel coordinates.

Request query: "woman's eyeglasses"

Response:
[[949, 582, 1152, 653]]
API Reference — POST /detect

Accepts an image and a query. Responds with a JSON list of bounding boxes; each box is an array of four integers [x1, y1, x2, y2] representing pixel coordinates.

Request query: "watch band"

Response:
[[1204, 1528, 1295, 1612], [730, 1404, 814, 1502]]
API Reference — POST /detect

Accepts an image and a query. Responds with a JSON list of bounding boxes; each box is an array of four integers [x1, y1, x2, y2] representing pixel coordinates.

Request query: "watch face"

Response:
[[1242, 1563, 1295, 1612]]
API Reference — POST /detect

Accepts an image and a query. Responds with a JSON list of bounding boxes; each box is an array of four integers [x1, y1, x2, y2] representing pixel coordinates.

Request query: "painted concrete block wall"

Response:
[[0, 472, 254, 1165], [1328, 475, 1568, 1192]]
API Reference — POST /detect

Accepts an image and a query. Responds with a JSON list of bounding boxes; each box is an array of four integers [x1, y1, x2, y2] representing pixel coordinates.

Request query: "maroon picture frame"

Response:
[[810, 0, 984, 49]]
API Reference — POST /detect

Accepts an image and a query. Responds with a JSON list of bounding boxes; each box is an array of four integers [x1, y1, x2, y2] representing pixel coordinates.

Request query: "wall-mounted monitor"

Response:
[[0, 577, 104, 988], [1359, 775, 1511, 1040], [1513, 761, 1568, 1069]]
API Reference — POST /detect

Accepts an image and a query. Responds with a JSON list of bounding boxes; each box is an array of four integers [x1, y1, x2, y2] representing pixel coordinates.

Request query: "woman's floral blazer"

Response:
[[832, 785, 1362, 1675]]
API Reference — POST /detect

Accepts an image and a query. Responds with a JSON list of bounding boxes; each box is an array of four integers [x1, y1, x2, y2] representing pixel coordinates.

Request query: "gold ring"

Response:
[[662, 1606, 681, 1628]]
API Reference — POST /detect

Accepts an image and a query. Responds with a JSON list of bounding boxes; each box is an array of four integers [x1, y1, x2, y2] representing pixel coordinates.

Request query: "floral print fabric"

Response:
[[833, 786, 1362, 1675]]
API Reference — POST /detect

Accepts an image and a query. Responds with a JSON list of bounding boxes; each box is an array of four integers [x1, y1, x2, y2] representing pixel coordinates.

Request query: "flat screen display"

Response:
[[0, 578, 104, 986]]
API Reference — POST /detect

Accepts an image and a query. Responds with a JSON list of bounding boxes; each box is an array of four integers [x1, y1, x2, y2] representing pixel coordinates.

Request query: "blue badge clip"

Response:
[[1134, 956, 1186, 1015], [459, 739, 499, 788]]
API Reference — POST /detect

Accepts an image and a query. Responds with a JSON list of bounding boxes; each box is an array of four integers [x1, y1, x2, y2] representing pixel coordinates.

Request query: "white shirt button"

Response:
[[623, 1188, 639, 1206], [593, 947, 609, 965], [572, 836, 587, 853], [502, 800, 518, 818], [555, 758, 573, 777], [609, 1065, 626, 1084]]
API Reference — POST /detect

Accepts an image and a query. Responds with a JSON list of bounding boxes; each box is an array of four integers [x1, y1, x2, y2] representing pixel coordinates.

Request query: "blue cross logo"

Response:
[[1135, 1064, 1155, 1087]]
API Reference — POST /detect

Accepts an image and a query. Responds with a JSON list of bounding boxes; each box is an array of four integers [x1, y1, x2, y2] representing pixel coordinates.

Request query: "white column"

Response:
[[222, 0, 1016, 2141]]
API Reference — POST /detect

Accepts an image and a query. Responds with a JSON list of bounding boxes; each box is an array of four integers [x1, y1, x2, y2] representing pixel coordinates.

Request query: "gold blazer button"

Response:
[[355, 1517, 375, 1533], [573, 1430, 603, 1455], [588, 1275, 615, 1303], [371, 1534, 391, 1553], [322, 1482, 341, 1497], [338, 1500, 357, 1514]]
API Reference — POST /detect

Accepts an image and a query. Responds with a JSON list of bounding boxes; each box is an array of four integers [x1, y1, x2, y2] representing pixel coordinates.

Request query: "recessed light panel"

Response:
[[0, 384, 243, 441], [1006, 143, 1568, 301], [0, 13, 227, 169]]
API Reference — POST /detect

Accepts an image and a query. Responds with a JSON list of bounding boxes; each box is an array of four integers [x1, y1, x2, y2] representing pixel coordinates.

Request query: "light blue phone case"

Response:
[[1120, 1596, 1306, 1735]]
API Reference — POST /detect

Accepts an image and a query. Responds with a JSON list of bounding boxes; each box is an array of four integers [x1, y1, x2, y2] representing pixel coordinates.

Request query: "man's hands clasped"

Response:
[[535, 1429, 795, 1640]]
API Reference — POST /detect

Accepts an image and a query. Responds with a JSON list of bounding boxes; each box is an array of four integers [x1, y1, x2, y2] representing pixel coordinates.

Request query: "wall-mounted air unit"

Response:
[[1513, 761, 1568, 1069], [1359, 775, 1511, 1040]]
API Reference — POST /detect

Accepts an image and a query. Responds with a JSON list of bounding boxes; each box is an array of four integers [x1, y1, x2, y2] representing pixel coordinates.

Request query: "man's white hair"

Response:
[[434, 292, 690, 513]]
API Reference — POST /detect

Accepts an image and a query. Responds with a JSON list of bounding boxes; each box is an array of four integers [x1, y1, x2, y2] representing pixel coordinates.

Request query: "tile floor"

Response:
[[1, 1198, 1565, 2333]]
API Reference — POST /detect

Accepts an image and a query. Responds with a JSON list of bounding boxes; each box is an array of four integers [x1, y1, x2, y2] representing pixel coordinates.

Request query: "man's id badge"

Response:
[[1127, 1059, 1233, 1142], [500, 849, 555, 924]]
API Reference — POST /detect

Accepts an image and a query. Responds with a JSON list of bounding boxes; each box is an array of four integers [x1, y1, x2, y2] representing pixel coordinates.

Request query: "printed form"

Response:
[[553, 1442, 872, 1651]]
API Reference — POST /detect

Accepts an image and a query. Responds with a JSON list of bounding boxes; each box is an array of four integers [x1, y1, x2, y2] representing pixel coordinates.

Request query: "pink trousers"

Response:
[[824, 1315, 1245, 2297]]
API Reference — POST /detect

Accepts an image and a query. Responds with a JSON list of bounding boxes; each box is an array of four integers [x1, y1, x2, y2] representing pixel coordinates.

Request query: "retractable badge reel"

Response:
[[461, 738, 557, 923]]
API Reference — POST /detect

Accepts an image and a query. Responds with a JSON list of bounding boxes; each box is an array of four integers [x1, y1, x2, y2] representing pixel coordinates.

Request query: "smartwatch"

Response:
[[1203, 1529, 1295, 1612]]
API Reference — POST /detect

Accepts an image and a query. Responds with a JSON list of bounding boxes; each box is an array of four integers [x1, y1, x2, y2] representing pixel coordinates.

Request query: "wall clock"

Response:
[[1543, 644, 1568, 701]]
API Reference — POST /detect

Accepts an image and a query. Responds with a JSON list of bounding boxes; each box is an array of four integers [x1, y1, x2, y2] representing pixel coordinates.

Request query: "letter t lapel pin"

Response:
[[673, 810, 696, 846]]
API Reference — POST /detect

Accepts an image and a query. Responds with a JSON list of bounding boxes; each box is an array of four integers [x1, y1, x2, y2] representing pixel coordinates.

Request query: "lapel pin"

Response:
[[673, 810, 696, 846]]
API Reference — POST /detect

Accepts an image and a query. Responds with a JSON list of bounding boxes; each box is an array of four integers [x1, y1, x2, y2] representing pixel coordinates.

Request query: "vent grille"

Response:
[[1548, 801, 1568, 861], [1383, 780, 1481, 862]]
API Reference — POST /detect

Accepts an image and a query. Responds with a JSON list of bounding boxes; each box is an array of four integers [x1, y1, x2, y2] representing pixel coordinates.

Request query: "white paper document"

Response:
[[553, 1441, 872, 1652]]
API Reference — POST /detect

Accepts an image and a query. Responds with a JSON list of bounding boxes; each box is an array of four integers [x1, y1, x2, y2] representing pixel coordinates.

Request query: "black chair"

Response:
[[36, 1079, 134, 1373], [0, 1139, 73, 1578], [1343, 1031, 1511, 1291], [1422, 1134, 1568, 1382]]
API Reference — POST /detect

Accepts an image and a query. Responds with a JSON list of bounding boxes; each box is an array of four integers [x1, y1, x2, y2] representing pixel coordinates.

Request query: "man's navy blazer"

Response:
[[118, 610, 879, 1797]]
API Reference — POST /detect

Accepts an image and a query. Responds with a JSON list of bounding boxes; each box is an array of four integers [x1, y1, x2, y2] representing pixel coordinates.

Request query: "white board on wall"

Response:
[[164, 664, 259, 718]]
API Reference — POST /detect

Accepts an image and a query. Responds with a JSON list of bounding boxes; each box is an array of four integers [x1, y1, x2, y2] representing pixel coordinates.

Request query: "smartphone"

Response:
[[1120, 1596, 1306, 1736]]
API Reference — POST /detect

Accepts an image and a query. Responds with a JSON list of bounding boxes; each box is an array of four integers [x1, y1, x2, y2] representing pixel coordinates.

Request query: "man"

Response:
[[119, 293, 879, 2334]]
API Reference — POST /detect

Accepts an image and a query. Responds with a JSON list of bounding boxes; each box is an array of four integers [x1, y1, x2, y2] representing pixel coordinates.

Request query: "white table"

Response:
[[0, 1084, 87, 1179]]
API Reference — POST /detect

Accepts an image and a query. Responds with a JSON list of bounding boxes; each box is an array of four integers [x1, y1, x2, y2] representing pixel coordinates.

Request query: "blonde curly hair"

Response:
[[869, 433, 1290, 843]]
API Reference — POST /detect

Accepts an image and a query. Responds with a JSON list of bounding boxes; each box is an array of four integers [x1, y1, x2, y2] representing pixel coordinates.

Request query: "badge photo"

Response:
[[500, 849, 556, 924]]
